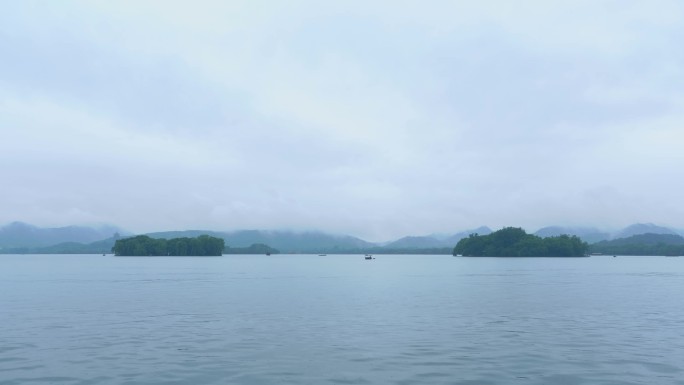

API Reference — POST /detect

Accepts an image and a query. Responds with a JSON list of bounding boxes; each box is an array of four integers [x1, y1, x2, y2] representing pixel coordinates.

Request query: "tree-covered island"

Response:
[[453, 227, 588, 257], [113, 235, 225, 256]]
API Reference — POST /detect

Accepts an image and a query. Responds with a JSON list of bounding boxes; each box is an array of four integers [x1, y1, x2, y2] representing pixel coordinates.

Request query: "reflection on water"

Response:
[[1, 254, 684, 384]]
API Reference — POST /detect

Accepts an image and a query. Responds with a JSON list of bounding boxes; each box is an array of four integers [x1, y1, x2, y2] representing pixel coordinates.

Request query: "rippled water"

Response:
[[1, 254, 684, 384]]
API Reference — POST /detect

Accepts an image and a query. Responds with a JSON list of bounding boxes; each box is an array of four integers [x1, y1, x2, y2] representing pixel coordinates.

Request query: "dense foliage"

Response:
[[453, 227, 588, 257], [113, 235, 225, 256], [590, 233, 684, 256]]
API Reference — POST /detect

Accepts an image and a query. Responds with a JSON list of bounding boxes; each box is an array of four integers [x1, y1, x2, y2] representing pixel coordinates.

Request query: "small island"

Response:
[[113, 235, 225, 256], [453, 227, 588, 257]]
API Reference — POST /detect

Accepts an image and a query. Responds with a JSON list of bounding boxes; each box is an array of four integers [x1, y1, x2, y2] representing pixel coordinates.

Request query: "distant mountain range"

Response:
[[1, 221, 682, 254], [533, 223, 679, 243], [0, 221, 128, 248], [590, 233, 684, 256], [385, 227, 493, 249], [534, 226, 610, 243], [612, 223, 679, 239]]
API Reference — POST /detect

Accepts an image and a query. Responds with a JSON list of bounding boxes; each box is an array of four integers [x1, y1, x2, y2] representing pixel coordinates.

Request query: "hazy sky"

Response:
[[1, 1, 683, 241]]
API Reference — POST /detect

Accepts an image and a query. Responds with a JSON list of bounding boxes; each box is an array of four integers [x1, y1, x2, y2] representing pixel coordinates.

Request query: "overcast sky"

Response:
[[1, 1, 683, 241]]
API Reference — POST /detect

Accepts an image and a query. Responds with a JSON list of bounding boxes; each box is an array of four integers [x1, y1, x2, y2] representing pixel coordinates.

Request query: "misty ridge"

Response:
[[1, 221, 683, 255]]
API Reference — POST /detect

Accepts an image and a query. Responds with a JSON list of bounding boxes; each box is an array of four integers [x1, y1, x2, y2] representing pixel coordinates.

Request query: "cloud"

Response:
[[1, 1, 683, 240]]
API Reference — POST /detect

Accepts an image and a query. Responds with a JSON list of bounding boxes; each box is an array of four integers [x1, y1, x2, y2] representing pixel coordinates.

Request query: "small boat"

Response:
[[364, 254, 374, 260], [318, 254, 327, 256]]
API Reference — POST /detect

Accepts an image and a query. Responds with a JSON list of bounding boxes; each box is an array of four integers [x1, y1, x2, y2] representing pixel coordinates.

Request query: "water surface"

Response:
[[1, 254, 683, 384]]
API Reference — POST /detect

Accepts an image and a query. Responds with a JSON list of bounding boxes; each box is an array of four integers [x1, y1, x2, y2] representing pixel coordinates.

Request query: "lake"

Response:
[[1, 254, 683, 384]]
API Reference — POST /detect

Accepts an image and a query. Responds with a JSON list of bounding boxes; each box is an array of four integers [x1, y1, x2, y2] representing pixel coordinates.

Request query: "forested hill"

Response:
[[590, 233, 684, 256], [454, 227, 588, 257], [113, 235, 225, 256]]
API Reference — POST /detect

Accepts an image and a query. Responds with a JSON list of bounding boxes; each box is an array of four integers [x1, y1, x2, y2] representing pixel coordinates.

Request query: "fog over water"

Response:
[[1, 2, 683, 241]]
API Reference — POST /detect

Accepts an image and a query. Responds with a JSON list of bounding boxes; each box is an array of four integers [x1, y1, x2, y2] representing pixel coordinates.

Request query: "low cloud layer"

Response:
[[1, 1, 683, 241]]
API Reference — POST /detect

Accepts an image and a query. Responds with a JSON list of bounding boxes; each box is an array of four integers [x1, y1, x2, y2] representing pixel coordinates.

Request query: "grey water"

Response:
[[1, 255, 684, 385]]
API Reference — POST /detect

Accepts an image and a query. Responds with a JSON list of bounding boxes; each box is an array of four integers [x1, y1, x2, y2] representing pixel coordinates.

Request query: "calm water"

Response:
[[1, 254, 684, 385]]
